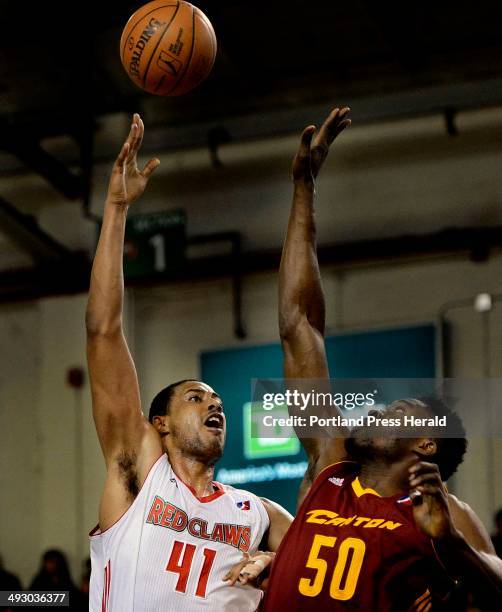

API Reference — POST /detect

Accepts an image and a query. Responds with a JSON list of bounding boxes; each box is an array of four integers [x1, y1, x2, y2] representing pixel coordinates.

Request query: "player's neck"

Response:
[[168, 448, 217, 497], [358, 458, 412, 497]]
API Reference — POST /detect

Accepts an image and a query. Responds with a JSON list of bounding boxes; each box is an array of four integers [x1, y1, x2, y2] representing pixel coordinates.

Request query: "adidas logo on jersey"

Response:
[[329, 477, 345, 487], [237, 500, 251, 511]]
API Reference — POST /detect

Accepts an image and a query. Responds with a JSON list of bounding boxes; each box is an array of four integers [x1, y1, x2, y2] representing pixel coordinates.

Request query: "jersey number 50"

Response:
[[299, 535, 366, 601]]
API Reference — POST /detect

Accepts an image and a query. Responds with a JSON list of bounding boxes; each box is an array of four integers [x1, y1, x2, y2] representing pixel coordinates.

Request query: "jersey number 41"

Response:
[[166, 540, 217, 598]]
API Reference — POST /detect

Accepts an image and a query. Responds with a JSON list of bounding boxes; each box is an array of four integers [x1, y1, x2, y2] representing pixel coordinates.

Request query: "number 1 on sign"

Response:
[[149, 234, 166, 271], [166, 541, 217, 598]]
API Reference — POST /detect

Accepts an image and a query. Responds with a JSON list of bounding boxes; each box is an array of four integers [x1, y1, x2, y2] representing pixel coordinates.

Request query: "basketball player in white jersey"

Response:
[[86, 114, 292, 611]]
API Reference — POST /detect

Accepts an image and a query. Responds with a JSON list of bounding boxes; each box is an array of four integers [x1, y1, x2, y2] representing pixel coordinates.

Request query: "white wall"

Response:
[[0, 304, 41, 585], [1, 107, 502, 585]]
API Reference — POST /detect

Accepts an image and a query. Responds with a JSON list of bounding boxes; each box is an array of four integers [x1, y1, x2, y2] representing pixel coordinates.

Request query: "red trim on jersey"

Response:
[[106, 561, 111, 609], [178, 476, 226, 503], [89, 524, 100, 537], [89, 453, 165, 537], [102, 560, 111, 612]]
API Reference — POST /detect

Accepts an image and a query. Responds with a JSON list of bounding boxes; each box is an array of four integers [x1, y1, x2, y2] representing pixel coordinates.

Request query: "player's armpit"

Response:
[[296, 440, 351, 509], [87, 329, 163, 531]]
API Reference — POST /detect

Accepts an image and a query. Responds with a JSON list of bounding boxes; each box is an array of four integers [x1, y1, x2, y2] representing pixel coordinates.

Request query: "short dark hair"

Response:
[[148, 379, 200, 422], [417, 396, 467, 481]]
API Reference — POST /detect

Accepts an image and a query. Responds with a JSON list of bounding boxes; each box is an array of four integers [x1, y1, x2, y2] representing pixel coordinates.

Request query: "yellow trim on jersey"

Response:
[[351, 477, 381, 498]]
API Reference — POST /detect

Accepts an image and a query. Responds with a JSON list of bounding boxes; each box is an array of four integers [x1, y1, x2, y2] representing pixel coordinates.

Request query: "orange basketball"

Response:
[[120, 0, 217, 96]]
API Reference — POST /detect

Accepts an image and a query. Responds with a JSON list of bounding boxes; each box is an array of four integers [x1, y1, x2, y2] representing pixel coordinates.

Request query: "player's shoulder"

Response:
[[219, 482, 263, 504], [447, 493, 475, 519], [217, 483, 271, 520], [447, 492, 469, 510], [447, 493, 483, 527], [259, 497, 294, 522]]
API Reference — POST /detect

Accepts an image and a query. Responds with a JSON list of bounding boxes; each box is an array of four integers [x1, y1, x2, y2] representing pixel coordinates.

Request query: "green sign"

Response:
[[243, 402, 300, 460], [123, 209, 186, 279]]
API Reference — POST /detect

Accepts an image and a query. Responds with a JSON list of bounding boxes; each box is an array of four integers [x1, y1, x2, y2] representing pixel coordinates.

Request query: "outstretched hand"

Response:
[[292, 107, 351, 184], [106, 113, 160, 207]]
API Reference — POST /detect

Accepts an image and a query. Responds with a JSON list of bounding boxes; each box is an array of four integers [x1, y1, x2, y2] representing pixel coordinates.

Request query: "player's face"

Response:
[[345, 399, 432, 461], [167, 381, 226, 465]]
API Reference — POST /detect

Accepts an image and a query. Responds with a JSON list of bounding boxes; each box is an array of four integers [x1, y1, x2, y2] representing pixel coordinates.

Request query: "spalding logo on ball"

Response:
[[120, 0, 217, 96]]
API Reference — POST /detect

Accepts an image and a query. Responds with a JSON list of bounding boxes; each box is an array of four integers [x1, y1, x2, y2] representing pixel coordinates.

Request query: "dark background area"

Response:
[[2, 1, 502, 160]]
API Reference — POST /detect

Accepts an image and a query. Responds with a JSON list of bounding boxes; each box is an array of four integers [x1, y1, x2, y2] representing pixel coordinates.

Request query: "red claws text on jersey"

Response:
[[146, 495, 251, 552]]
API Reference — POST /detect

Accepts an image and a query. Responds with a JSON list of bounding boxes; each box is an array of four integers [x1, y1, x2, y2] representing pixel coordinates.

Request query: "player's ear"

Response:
[[413, 438, 437, 456], [152, 415, 170, 437]]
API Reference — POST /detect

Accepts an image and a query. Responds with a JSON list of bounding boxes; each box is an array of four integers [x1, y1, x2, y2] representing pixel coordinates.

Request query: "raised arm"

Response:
[[279, 108, 351, 494], [86, 114, 162, 528]]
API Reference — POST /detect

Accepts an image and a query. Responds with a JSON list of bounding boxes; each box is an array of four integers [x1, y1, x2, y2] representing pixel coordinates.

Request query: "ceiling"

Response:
[[1, 0, 502, 301], [2, 1, 502, 142]]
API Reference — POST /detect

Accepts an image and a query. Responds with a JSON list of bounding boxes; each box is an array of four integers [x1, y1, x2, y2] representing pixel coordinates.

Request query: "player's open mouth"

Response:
[[204, 414, 224, 431]]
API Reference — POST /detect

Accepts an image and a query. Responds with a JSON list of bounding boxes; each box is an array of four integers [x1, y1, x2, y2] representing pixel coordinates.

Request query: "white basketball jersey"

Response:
[[89, 454, 269, 611]]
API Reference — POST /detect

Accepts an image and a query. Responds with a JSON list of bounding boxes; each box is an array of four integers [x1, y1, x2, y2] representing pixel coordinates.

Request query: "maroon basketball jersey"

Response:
[[264, 461, 447, 611]]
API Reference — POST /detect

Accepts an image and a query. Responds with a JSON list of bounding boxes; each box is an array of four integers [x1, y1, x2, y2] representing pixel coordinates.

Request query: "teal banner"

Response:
[[200, 325, 435, 513]]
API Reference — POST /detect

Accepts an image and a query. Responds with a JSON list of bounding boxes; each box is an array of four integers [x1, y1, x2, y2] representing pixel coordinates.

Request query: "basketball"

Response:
[[120, 0, 217, 96]]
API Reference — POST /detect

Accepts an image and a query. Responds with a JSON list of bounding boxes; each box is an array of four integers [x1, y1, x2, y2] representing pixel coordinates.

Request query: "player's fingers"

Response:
[[238, 552, 274, 584], [409, 473, 441, 488], [222, 565, 244, 585], [326, 109, 351, 141], [409, 462, 440, 477], [314, 108, 339, 146], [317, 106, 350, 142], [127, 114, 141, 158], [238, 562, 263, 584], [297, 125, 315, 158], [223, 555, 250, 585], [240, 559, 266, 578], [115, 142, 130, 169], [142, 158, 161, 179], [293, 126, 315, 180], [413, 483, 441, 496], [324, 106, 341, 126], [312, 107, 350, 165], [334, 118, 352, 135], [136, 115, 145, 152]]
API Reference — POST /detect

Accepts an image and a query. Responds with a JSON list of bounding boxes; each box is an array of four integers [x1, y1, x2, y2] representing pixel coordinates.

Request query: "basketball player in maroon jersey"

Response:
[[262, 108, 502, 610]]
